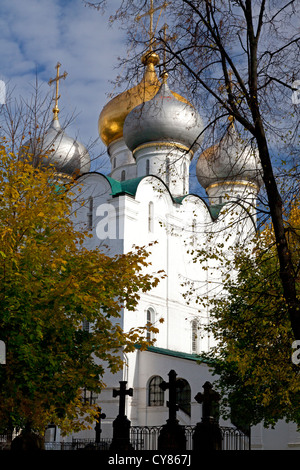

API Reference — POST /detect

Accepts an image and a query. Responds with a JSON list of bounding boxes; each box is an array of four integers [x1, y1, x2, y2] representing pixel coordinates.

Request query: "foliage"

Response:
[[203, 202, 300, 428], [0, 139, 162, 435]]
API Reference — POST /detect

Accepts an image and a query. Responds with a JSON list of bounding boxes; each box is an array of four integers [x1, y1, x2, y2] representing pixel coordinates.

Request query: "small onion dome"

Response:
[[196, 124, 263, 189], [23, 118, 90, 177], [98, 51, 191, 148], [123, 80, 203, 155]]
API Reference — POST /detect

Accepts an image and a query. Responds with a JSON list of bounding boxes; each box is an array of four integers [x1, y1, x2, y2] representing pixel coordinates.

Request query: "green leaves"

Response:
[[0, 141, 163, 434]]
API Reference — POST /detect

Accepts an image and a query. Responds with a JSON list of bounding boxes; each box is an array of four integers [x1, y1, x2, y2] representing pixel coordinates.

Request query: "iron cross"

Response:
[[195, 381, 220, 422], [113, 381, 133, 418], [159, 369, 184, 423]]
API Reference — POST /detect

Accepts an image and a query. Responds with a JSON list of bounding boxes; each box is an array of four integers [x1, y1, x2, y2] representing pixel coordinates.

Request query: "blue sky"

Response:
[[0, 0, 205, 195], [0, 0, 127, 172]]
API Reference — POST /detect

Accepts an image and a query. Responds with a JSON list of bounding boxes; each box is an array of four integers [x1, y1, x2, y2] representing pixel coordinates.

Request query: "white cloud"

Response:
[[0, 0, 127, 159]]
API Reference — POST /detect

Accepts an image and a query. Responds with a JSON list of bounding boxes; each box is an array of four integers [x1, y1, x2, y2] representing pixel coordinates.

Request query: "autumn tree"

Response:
[[86, 0, 300, 340], [201, 199, 300, 429], [0, 140, 162, 438]]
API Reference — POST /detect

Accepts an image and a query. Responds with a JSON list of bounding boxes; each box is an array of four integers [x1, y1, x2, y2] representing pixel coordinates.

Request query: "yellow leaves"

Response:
[[0, 140, 165, 435]]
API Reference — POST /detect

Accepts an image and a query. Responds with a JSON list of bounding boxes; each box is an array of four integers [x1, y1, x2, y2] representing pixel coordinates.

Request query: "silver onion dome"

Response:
[[196, 124, 263, 189], [123, 81, 203, 154], [23, 118, 91, 177]]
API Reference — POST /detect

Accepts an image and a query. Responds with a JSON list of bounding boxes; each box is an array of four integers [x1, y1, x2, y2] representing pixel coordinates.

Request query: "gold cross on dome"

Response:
[[136, 0, 170, 51], [48, 62, 68, 120]]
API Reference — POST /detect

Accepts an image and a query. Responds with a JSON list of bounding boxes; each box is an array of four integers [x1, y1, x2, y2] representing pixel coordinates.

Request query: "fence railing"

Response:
[[44, 425, 249, 451], [129, 425, 250, 451]]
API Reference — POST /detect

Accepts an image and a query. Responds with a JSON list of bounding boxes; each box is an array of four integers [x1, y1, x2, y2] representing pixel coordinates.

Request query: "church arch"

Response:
[[148, 375, 164, 406]]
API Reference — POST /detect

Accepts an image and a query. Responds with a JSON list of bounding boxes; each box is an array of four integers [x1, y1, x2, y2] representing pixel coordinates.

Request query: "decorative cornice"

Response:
[[133, 141, 194, 158], [207, 180, 259, 191]]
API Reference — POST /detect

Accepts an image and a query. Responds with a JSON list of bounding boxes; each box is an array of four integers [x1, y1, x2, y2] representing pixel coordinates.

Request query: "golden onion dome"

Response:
[[98, 51, 190, 147]]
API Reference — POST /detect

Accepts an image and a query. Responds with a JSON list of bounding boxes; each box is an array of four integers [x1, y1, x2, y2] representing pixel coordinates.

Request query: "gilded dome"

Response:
[[123, 80, 203, 154], [23, 118, 91, 177], [196, 124, 263, 189], [98, 52, 190, 147]]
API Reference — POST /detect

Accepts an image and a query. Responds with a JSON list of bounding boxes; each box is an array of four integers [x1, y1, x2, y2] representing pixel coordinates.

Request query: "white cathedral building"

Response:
[[38, 53, 299, 450]]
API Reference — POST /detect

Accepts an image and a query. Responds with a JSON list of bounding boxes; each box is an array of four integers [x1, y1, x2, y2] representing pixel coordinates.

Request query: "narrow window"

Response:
[[148, 201, 154, 232], [148, 376, 164, 406], [219, 196, 222, 204], [192, 218, 196, 246], [166, 157, 170, 186], [191, 320, 198, 353], [146, 307, 155, 341], [87, 196, 93, 230], [113, 157, 116, 169], [82, 388, 97, 405], [183, 161, 187, 194], [121, 170, 126, 181], [146, 159, 150, 176], [83, 319, 90, 333]]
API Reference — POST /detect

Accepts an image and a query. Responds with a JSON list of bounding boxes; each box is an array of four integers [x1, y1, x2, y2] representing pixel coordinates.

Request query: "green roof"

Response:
[[105, 176, 144, 197], [135, 344, 211, 364], [104, 175, 223, 221], [208, 203, 226, 219]]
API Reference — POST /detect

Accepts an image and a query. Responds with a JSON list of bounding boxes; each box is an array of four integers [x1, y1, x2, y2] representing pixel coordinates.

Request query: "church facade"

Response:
[[40, 53, 299, 450]]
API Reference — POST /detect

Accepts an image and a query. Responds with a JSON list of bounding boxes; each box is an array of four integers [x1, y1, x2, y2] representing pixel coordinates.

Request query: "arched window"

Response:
[[121, 169, 126, 181], [146, 307, 155, 341], [176, 379, 191, 416], [87, 196, 93, 230], [148, 376, 164, 406], [113, 157, 116, 169], [146, 159, 150, 176], [148, 201, 154, 232]]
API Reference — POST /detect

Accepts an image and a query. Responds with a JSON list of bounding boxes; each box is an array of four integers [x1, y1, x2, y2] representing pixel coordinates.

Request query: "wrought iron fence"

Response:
[[44, 425, 249, 451], [221, 426, 250, 450], [129, 425, 250, 451], [45, 438, 112, 451]]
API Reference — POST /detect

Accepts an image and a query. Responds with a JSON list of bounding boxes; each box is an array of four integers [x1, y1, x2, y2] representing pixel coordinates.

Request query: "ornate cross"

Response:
[[159, 369, 184, 423], [113, 381, 133, 418], [95, 406, 106, 443], [136, 0, 170, 51], [48, 62, 68, 120], [195, 381, 221, 423]]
